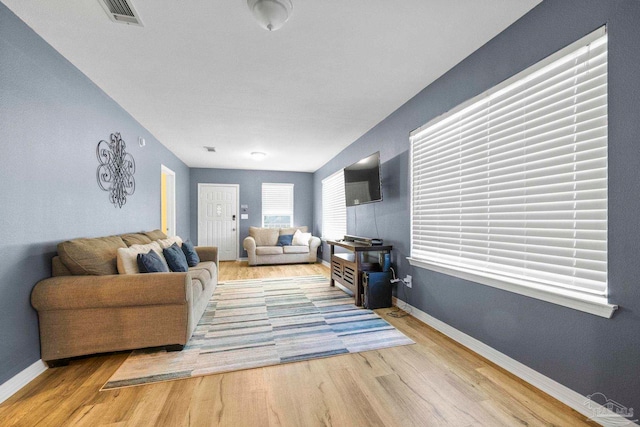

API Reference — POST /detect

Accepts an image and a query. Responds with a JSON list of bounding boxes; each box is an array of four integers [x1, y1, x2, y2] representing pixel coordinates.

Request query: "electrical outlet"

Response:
[[404, 275, 412, 288]]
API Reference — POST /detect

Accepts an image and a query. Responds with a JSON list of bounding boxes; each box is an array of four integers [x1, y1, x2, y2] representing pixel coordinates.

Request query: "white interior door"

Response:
[[198, 184, 238, 261]]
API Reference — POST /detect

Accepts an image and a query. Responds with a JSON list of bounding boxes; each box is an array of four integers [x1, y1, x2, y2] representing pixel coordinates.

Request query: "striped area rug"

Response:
[[102, 275, 414, 390]]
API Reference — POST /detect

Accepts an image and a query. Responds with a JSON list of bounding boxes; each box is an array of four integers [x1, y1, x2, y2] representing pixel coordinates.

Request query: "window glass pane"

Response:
[[263, 215, 293, 229]]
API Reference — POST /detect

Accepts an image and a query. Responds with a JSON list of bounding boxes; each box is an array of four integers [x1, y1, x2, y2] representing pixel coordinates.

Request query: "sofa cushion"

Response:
[[189, 269, 211, 290], [181, 240, 200, 267], [52, 256, 72, 277], [191, 276, 203, 302], [189, 261, 217, 283], [58, 235, 127, 276], [256, 246, 284, 255], [279, 226, 308, 236], [163, 243, 189, 272], [137, 251, 169, 273], [189, 265, 211, 285], [120, 233, 153, 247], [117, 242, 167, 274], [249, 227, 279, 246], [144, 229, 168, 240], [283, 245, 310, 254]]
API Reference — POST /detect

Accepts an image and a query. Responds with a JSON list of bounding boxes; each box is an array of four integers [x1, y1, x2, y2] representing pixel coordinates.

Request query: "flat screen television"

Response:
[[344, 152, 382, 207]]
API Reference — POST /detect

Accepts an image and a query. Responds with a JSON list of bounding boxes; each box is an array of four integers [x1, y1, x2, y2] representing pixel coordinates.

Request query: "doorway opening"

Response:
[[161, 165, 176, 237]]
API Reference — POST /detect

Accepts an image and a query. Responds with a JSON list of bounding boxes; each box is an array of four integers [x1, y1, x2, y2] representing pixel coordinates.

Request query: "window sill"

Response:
[[407, 258, 618, 318]]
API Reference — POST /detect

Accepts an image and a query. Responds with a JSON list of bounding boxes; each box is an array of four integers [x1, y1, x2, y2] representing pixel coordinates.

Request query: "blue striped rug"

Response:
[[102, 275, 414, 390]]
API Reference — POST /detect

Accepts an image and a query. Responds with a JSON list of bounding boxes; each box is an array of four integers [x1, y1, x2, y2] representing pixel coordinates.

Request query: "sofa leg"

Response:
[[165, 344, 184, 352], [46, 358, 70, 368]]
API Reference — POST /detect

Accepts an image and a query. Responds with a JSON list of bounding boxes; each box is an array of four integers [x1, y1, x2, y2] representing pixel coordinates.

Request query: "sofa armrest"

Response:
[[243, 236, 256, 252], [243, 236, 257, 265], [309, 236, 321, 251], [307, 236, 321, 263], [31, 273, 191, 311], [195, 246, 218, 268]]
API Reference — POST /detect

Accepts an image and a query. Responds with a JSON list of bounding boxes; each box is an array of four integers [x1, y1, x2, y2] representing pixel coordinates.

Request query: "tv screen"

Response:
[[344, 152, 382, 207]]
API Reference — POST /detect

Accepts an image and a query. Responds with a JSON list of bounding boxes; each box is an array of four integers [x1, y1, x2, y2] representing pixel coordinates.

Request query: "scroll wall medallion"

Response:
[[96, 132, 136, 208]]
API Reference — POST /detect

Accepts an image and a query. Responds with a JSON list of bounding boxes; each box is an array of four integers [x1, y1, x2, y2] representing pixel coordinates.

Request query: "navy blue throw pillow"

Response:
[[277, 234, 294, 246], [181, 240, 200, 267], [163, 243, 189, 272], [137, 250, 169, 273]]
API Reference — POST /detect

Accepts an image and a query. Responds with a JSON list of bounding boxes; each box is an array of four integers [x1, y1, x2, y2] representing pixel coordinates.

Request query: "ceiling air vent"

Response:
[[98, 0, 144, 26]]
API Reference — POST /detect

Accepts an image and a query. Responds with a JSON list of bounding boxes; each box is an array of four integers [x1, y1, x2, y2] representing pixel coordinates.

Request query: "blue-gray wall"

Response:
[[0, 3, 190, 384], [314, 0, 640, 415], [190, 168, 314, 258]]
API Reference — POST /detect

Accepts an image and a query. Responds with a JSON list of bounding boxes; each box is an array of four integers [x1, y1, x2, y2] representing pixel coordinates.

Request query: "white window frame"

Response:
[[322, 169, 347, 241], [408, 27, 616, 318], [262, 183, 294, 228]]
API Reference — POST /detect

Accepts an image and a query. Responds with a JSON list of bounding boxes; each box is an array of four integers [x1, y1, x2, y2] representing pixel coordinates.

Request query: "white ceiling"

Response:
[[4, 0, 541, 172]]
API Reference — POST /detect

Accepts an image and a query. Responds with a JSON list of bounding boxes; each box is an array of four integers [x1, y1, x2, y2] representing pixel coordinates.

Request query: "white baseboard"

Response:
[[0, 359, 47, 405], [321, 259, 330, 268], [393, 297, 634, 427]]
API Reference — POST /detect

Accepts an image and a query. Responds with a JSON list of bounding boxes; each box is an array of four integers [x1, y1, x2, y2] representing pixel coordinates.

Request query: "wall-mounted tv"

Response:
[[344, 152, 382, 207]]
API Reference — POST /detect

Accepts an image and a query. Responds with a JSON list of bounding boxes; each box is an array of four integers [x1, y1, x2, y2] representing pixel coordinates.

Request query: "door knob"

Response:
[[232, 214, 236, 220]]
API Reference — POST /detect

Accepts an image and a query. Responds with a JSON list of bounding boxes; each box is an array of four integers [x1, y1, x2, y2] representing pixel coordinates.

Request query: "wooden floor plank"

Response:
[[0, 261, 591, 426]]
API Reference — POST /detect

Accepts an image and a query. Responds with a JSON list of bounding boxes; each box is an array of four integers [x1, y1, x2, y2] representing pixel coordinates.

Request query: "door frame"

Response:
[[161, 165, 176, 237], [197, 183, 240, 260]]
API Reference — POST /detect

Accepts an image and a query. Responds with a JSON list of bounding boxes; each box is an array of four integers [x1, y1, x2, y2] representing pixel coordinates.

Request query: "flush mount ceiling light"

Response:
[[251, 151, 267, 160], [247, 0, 293, 32]]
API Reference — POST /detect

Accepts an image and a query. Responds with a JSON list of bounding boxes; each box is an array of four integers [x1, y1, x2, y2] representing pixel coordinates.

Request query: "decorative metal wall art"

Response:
[[96, 132, 136, 208]]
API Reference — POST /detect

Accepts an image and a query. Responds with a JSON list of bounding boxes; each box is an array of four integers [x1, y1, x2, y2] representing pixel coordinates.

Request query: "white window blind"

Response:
[[322, 170, 347, 240], [409, 27, 615, 317], [262, 183, 294, 228]]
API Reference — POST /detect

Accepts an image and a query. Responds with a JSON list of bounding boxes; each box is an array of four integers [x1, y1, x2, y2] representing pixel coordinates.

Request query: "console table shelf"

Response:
[[327, 240, 392, 306]]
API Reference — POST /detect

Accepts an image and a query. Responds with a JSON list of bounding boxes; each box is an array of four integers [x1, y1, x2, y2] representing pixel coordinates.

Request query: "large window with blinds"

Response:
[[322, 170, 347, 240], [408, 27, 616, 318], [262, 183, 294, 228]]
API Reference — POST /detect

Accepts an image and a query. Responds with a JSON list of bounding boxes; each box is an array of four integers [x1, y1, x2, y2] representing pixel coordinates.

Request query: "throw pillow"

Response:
[[181, 240, 200, 267], [163, 243, 189, 272], [117, 242, 168, 274], [157, 236, 183, 249], [277, 234, 294, 246], [137, 250, 169, 273], [292, 230, 312, 246], [279, 226, 308, 236]]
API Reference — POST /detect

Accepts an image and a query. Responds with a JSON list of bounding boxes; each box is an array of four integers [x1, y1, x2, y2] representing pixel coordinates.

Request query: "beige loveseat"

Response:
[[31, 230, 218, 367], [243, 226, 320, 266]]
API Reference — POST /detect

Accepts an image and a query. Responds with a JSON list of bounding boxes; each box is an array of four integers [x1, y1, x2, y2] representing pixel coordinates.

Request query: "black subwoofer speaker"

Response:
[[363, 271, 392, 309]]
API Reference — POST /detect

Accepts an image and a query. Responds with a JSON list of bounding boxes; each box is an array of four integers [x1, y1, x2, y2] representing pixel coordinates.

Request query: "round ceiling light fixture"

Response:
[[251, 151, 267, 161], [247, 0, 293, 32]]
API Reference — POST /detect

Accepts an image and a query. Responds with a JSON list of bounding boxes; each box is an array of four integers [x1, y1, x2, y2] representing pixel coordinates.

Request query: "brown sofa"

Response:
[[243, 226, 320, 266], [31, 230, 218, 367]]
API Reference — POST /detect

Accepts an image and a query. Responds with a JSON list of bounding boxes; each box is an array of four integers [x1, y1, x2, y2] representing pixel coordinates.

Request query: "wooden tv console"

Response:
[[327, 240, 393, 306]]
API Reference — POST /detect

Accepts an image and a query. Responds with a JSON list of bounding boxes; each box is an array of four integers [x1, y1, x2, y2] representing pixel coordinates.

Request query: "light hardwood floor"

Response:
[[0, 261, 591, 426]]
